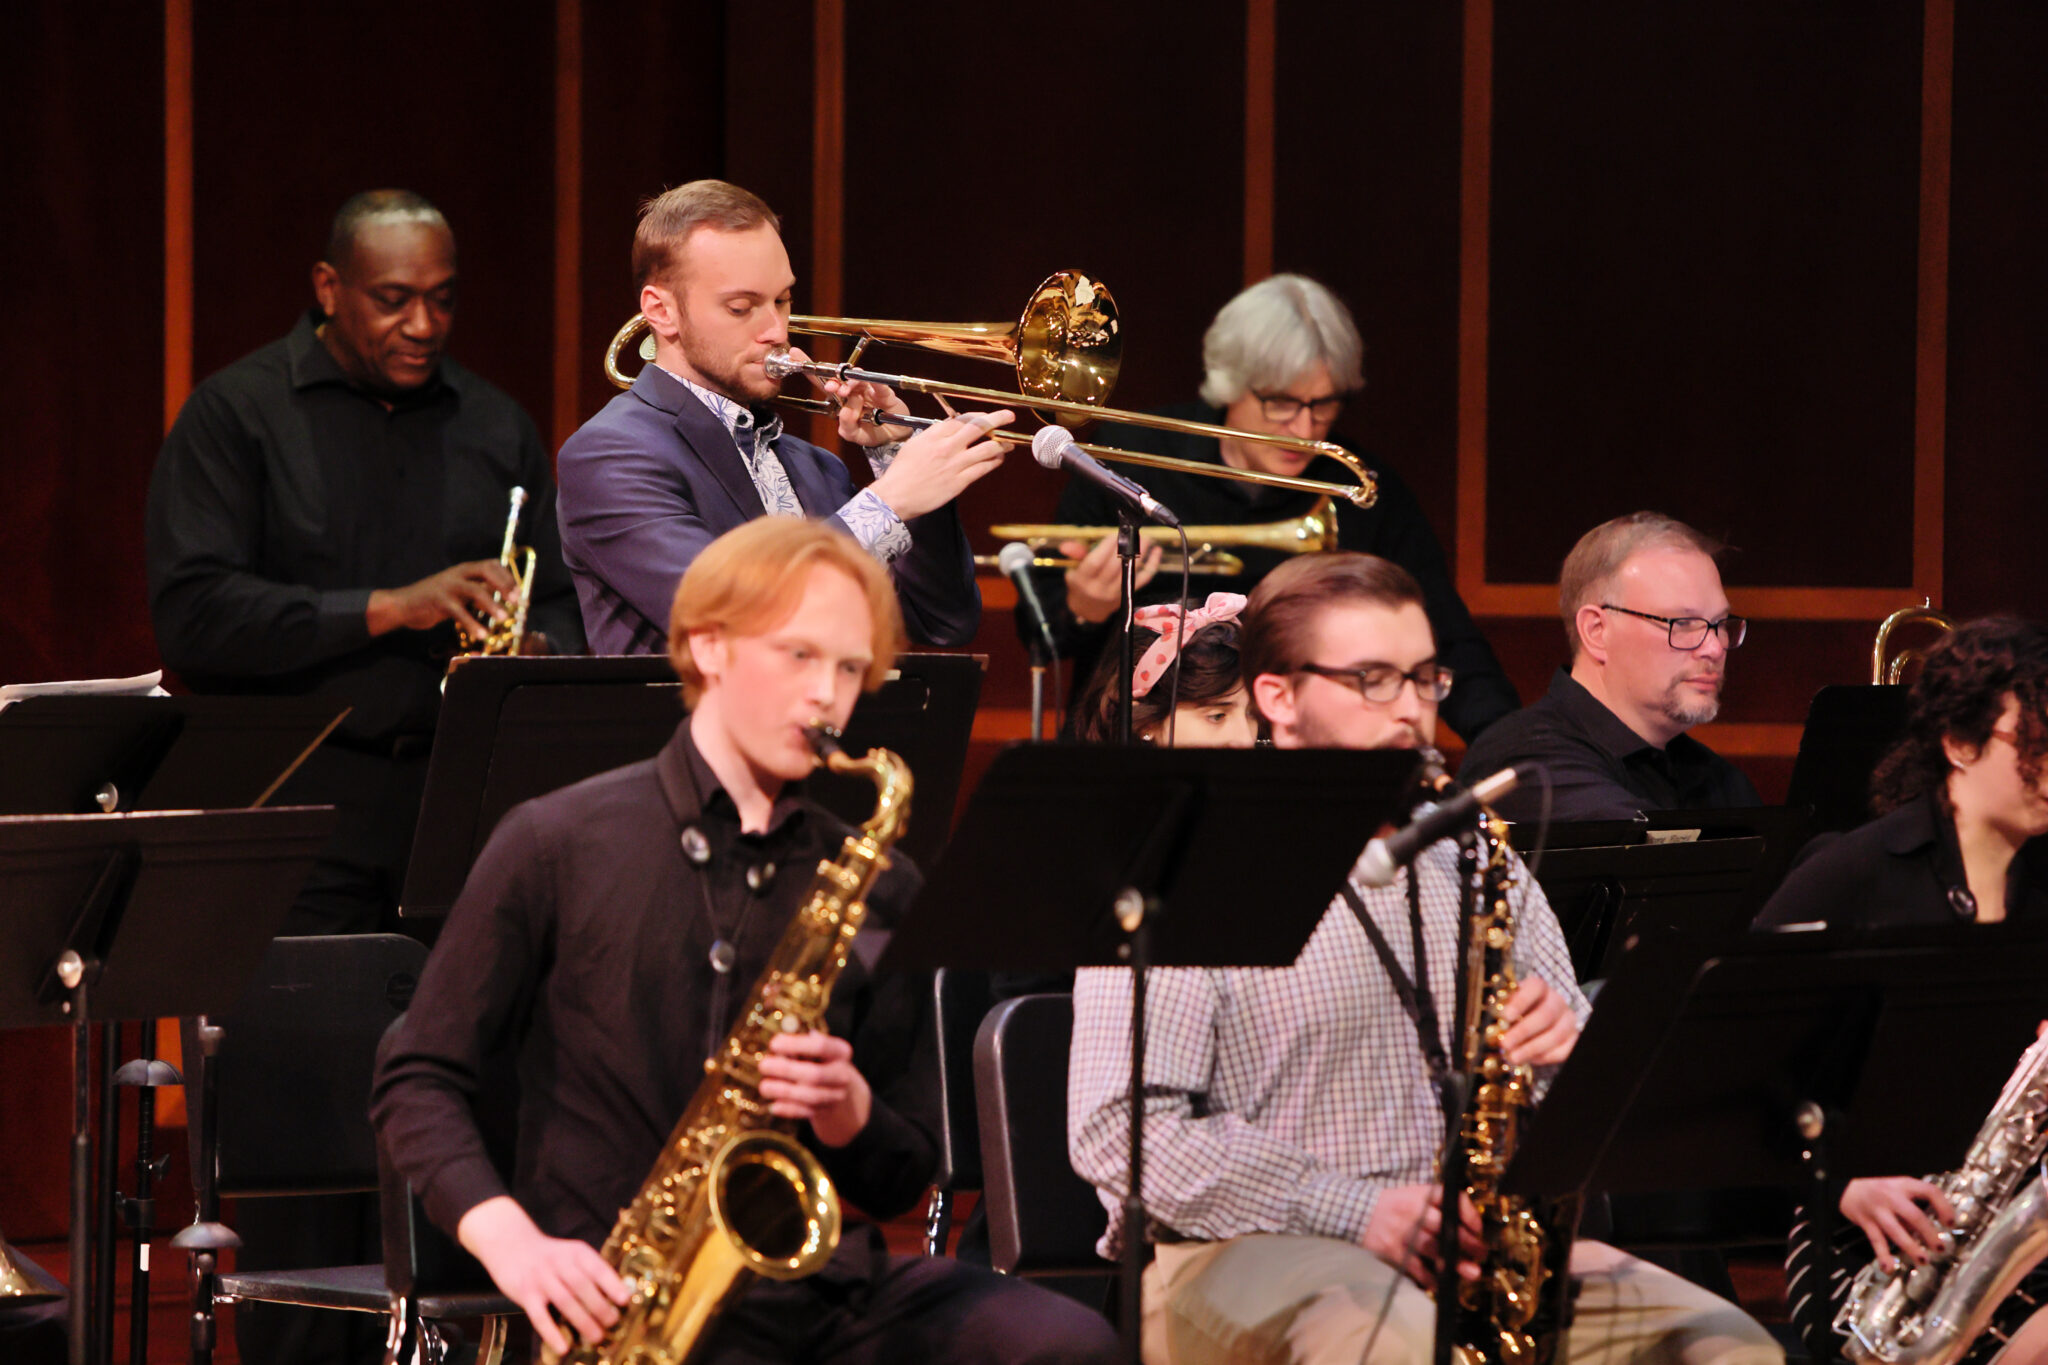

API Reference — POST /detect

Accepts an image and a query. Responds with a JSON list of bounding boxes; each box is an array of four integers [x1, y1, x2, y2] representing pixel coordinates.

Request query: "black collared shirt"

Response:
[[1755, 790, 2048, 929], [1022, 402, 1519, 743], [145, 311, 583, 743], [370, 719, 936, 1255], [1458, 666, 1761, 822]]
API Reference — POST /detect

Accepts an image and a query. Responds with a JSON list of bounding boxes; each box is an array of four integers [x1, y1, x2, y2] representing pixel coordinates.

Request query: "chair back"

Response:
[[187, 933, 426, 1198], [933, 968, 992, 1193], [974, 993, 1111, 1277], [374, 1014, 519, 1301]]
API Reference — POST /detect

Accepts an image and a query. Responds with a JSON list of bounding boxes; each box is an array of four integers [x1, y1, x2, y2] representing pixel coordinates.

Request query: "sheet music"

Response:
[[0, 670, 168, 712]]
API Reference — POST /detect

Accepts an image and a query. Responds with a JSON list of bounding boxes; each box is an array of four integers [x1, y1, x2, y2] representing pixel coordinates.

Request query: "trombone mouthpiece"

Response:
[[763, 348, 801, 381]]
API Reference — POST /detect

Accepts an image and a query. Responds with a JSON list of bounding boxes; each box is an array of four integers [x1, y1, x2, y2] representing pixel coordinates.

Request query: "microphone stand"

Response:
[[1114, 510, 1138, 747], [1432, 821, 1482, 1365], [1026, 631, 1052, 742]]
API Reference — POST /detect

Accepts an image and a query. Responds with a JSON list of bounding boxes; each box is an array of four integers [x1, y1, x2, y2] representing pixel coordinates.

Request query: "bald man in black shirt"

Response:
[[145, 188, 582, 1365]]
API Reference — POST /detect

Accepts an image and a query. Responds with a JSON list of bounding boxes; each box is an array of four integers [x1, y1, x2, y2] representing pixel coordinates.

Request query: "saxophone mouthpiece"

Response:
[[803, 721, 846, 763]]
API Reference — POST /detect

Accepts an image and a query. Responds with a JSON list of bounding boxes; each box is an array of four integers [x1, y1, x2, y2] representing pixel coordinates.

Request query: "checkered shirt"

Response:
[[666, 367, 913, 564], [1068, 837, 1591, 1259]]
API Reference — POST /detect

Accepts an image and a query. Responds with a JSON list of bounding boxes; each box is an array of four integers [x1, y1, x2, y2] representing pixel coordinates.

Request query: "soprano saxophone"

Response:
[[547, 723, 912, 1365], [1837, 1033, 2048, 1365], [1445, 787, 1577, 1365]]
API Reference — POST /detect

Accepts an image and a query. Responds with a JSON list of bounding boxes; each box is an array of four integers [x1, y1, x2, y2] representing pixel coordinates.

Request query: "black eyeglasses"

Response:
[[1600, 604, 1749, 651], [1253, 391, 1349, 424], [1295, 661, 1455, 703]]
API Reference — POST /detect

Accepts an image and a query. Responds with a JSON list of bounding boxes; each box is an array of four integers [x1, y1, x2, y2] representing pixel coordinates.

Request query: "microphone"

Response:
[[1031, 427, 1181, 528], [998, 541, 1059, 661], [1357, 764, 1524, 888]]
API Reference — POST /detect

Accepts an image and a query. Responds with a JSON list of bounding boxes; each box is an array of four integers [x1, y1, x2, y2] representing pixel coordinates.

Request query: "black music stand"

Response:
[[1503, 921, 2048, 1365], [1786, 685, 1914, 836], [0, 807, 335, 1365], [882, 743, 1421, 1365], [399, 653, 985, 917], [0, 694, 347, 816], [1520, 832, 1769, 981]]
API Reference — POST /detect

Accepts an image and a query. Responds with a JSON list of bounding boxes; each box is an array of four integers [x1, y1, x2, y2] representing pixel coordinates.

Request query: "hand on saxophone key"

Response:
[[1497, 976, 1579, 1068], [1364, 1184, 1484, 1288], [758, 1030, 873, 1148], [1839, 1176, 1958, 1274], [456, 1195, 630, 1356]]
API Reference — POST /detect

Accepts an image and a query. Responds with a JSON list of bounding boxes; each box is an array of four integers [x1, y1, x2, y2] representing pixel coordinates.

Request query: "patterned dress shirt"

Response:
[[1068, 838, 1591, 1259], [663, 366, 913, 564]]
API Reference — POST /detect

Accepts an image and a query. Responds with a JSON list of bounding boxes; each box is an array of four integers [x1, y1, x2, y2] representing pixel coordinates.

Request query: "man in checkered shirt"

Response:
[[1068, 552, 1781, 1365]]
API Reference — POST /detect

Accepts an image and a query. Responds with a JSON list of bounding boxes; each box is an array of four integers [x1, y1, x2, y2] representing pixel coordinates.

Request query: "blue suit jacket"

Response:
[[557, 366, 982, 654]]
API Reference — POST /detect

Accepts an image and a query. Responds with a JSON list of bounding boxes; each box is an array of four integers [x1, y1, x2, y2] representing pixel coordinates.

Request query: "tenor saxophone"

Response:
[[1837, 1033, 2048, 1365], [1444, 792, 1577, 1365], [547, 723, 912, 1365]]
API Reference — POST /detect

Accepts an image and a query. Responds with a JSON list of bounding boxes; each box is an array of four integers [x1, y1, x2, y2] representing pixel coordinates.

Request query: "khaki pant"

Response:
[[1142, 1236, 1783, 1365]]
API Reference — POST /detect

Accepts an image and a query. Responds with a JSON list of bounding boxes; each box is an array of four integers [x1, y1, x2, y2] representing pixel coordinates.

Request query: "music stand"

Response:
[[400, 653, 984, 917], [0, 695, 347, 815], [882, 743, 1422, 1364], [1504, 921, 2048, 1365], [0, 806, 335, 1365], [1520, 832, 1769, 981], [1786, 685, 1913, 836]]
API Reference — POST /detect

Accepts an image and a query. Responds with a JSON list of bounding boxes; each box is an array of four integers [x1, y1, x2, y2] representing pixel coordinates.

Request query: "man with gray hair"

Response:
[[1023, 273, 1517, 741], [1457, 511, 1760, 821]]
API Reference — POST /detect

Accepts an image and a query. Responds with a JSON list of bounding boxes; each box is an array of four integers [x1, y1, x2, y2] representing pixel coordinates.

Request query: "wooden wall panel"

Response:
[[575, 4, 730, 426], [0, 3, 165, 693], [1944, 6, 2048, 622], [834, 0, 1247, 709], [1274, 5, 1467, 559], [188, 0, 558, 431], [1483, 3, 1926, 589]]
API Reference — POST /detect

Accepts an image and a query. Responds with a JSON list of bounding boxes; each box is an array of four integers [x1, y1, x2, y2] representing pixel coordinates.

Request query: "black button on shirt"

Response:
[[1459, 667, 1761, 822], [1023, 402, 1519, 742], [145, 311, 583, 743]]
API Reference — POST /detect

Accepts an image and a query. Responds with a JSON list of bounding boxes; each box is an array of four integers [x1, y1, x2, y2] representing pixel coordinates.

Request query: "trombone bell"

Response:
[[984, 496, 1341, 579], [603, 272, 1120, 421]]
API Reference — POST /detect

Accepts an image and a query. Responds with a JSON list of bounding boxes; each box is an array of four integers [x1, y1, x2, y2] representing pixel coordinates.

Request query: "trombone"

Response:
[[976, 494, 1344, 578], [601, 273, 1377, 509]]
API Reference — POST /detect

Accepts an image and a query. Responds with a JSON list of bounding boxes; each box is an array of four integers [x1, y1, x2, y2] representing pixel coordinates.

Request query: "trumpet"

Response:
[[976, 495, 1343, 578], [449, 487, 538, 670], [601, 274, 1377, 509]]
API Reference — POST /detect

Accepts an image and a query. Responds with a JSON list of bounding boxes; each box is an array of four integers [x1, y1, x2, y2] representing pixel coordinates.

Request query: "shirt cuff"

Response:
[[1300, 1171, 1381, 1244], [419, 1153, 512, 1243], [322, 586, 376, 649], [862, 441, 904, 477], [838, 488, 913, 565]]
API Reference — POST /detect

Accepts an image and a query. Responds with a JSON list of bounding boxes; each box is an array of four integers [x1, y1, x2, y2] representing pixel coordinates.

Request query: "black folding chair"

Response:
[[923, 968, 993, 1255], [374, 1017, 521, 1365], [181, 935, 423, 1353], [974, 994, 1113, 1280]]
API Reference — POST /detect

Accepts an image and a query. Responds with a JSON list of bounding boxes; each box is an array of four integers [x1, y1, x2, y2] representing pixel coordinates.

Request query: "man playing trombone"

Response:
[[558, 179, 1009, 654]]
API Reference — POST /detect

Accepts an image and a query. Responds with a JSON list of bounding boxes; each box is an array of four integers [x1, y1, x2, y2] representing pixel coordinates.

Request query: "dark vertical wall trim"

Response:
[[1454, 0, 1492, 602], [1243, 0, 1275, 284], [1916, 0, 1952, 603], [809, 0, 845, 446], [554, 0, 584, 454], [164, 0, 193, 434]]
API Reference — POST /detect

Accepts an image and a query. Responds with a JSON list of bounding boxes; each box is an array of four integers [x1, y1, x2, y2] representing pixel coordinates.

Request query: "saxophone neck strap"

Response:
[[1339, 875, 1452, 1089]]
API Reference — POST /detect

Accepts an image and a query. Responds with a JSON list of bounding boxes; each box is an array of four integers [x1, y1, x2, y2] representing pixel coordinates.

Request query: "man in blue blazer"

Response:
[[559, 180, 1010, 654]]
